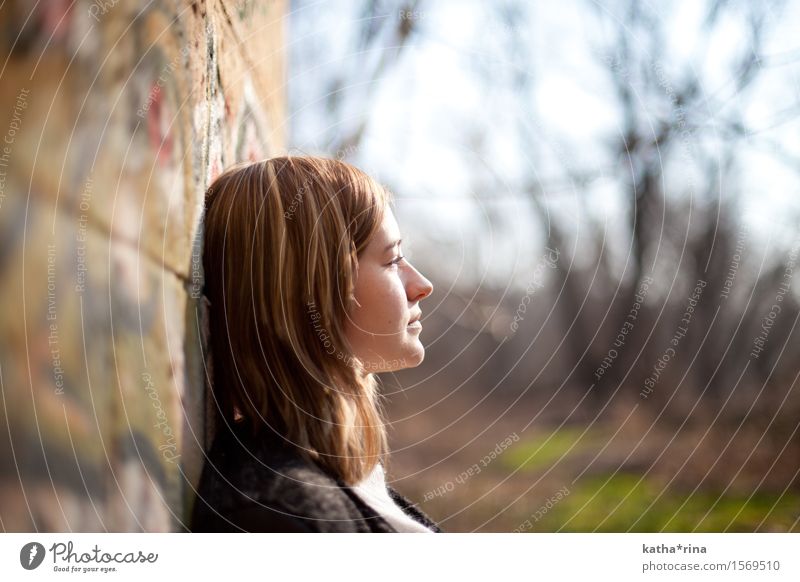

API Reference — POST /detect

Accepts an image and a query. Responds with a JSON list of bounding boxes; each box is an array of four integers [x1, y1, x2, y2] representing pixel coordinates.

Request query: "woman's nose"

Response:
[[408, 267, 433, 302]]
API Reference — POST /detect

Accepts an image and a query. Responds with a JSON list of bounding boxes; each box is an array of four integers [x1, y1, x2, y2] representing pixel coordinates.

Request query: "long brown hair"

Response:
[[203, 156, 392, 485]]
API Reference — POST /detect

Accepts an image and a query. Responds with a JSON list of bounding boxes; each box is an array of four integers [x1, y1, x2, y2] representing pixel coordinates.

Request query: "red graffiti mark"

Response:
[[209, 158, 222, 182], [40, 0, 73, 42], [146, 82, 174, 166]]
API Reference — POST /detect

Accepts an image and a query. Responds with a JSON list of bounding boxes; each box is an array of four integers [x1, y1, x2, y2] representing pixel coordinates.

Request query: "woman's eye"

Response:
[[389, 255, 405, 266]]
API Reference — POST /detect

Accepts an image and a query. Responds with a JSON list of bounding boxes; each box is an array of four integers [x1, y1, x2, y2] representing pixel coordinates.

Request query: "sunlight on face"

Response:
[[344, 207, 434, 373]]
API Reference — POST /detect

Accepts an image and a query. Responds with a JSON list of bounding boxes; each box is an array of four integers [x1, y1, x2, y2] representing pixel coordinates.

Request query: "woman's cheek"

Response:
[[359, 266, 406, 332], [358, 271, 392, 331], [385, 275, 408, 326]]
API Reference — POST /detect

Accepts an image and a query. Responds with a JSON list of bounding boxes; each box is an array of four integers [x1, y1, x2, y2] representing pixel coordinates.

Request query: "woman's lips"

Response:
[[407, 320, 422, 329]]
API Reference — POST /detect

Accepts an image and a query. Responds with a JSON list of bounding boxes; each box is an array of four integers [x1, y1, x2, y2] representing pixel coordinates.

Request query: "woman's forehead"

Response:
[[374, 208, 402, 248]]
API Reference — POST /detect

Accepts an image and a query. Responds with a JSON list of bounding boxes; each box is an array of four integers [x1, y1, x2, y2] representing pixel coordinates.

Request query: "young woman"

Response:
[[191, 156, 440, 532]]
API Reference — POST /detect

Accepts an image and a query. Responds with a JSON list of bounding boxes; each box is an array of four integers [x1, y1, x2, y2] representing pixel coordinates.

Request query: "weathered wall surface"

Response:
[[0, 0, 285, 531]]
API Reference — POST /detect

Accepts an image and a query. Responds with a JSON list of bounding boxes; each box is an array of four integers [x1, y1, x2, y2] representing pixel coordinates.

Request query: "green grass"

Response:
[[501, 427, 595, 473], [498, 427, 798, 531], [528, 473, 800, 532]]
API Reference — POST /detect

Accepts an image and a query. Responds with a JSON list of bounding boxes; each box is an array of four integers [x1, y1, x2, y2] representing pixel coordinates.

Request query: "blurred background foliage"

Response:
[[288, 0, 800, 532]]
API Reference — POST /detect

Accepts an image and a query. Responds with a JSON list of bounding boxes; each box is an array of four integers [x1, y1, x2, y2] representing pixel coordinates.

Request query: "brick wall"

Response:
[[0, 0, 285, 531]]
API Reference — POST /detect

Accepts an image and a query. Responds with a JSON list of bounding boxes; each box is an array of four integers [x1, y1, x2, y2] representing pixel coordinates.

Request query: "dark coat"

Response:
[[191, 421, 443, 533]]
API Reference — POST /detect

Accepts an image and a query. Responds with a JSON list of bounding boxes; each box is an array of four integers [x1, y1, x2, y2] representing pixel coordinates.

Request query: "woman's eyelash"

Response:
[[390, 255, 405, 266]]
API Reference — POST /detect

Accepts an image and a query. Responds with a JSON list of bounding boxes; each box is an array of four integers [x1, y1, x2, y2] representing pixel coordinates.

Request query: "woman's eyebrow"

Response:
[[383, 238, 402, 252]]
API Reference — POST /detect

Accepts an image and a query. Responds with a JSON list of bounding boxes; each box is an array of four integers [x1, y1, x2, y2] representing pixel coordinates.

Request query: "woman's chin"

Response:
[[403, 343, 425, 367], [362, 345, 424, 373]]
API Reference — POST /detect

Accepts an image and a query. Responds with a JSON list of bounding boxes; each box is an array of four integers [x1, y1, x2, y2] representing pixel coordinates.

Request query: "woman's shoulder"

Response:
[[208, 422, 335, 495], [190, 422, 377, 532]]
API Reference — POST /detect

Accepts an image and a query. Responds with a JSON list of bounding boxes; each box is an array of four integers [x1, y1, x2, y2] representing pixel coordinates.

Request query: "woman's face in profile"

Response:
[[344, 207, 433, 373]]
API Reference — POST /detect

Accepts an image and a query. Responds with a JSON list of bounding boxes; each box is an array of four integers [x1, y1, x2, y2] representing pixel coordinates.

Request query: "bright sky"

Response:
[[288, 0, 800, 289]]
